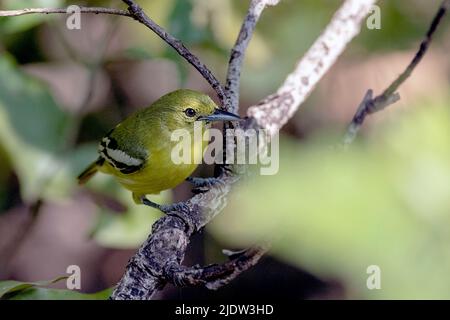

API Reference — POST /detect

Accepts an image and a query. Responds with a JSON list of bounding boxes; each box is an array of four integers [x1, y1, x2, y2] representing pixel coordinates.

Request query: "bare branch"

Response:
[[165, 246, 269, 290], [0, 14, 121, 278], [0, 2, 227, 105], [225, 0, 280, 113], [122, 0, 226, 105], [0, 7, 130, 17], [344, 0, 450, 145], [247, 0, 377, 135]]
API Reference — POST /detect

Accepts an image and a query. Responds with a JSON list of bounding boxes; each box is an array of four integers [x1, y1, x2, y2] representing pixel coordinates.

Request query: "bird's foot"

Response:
[[141, 197, 190, 215], [141, 197, 162, 210], [186, 176, 222, 194]]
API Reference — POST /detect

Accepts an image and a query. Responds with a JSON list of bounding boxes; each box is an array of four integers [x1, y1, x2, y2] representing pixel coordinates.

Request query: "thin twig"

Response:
[[0, 3, 227, 105], [0, 7, 131, 17], [343, 0, 450, 145], [225, 0, 280, 113], [121, 0, 226, 105]]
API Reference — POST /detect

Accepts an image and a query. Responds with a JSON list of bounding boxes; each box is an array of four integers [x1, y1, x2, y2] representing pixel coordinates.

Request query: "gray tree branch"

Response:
[[247, 0, 377, 136], [121, 0, 227, 105]]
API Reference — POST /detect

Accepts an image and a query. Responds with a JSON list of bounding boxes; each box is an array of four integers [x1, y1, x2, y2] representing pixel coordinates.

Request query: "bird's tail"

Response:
[[77, 161, 99, 185]]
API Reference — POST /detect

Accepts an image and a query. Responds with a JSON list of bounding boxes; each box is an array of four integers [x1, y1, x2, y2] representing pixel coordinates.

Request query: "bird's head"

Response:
[[155, 89, 241, 129]]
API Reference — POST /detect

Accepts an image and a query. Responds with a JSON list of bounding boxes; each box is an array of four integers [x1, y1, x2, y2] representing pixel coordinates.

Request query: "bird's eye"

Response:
[[184, 108, 196, 117]]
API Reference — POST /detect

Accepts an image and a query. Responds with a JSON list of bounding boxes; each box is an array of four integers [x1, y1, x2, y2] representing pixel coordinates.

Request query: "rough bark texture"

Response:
[[225, 0, 280, 114], [0, 6, 131, 17]]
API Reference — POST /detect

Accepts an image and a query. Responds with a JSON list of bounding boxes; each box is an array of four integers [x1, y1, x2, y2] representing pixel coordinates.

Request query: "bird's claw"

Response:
[[142, 197, 189, 215], [159, 202, 190, 215], [186, 177, 221, 194]]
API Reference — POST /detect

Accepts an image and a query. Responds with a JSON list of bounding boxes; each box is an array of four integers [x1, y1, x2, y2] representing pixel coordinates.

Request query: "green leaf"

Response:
[[165, 0, 222, 84], [0, 277, 112, 300], [0, 276, 67, 299], [8, 287, 113, 300]]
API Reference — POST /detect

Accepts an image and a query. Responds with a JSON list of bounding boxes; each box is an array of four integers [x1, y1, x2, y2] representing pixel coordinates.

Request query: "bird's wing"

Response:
[[98, 128, 148, 174]]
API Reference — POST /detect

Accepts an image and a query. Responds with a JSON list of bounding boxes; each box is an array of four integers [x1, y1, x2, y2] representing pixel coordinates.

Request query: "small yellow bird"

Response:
[[78, 89, 240, 212]]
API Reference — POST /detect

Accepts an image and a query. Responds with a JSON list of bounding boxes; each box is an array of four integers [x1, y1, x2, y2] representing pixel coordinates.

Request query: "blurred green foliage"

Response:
[[0, 53, 71, 202], [0, 277, 112, 300], [211, 101, 450, 299], [0, 45, 167, 248]]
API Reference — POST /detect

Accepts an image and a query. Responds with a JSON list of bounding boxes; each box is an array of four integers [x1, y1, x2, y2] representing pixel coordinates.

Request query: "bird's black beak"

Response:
[[198, 109, 242, 122]]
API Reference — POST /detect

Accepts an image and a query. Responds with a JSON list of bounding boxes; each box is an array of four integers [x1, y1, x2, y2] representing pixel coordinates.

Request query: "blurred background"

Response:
[[0, 0, 449, 299]]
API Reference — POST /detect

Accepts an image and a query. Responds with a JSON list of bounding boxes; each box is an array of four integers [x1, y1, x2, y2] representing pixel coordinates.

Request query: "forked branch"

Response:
[[0, 0, 379, 299]]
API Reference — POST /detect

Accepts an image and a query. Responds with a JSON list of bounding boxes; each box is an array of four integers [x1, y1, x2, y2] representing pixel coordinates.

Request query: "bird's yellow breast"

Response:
[[99, 125, 209, 196]]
